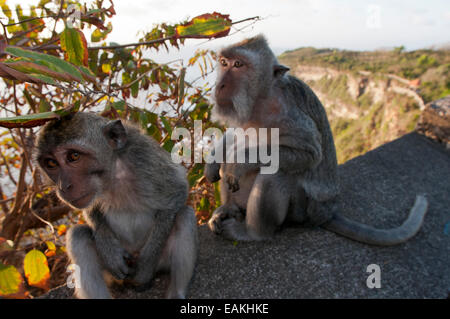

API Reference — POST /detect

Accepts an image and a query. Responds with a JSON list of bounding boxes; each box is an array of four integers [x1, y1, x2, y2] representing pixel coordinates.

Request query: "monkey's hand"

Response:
[[94, 227, 135, 280], [225, 173, 240, 192], [204, 162, 221, 183], [223, 163, 242, 192]]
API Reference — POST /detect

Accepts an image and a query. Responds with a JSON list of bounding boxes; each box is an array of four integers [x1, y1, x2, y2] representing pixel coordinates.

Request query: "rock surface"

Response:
[[416, 95, 450, 148], [42, 132, 450, 299]]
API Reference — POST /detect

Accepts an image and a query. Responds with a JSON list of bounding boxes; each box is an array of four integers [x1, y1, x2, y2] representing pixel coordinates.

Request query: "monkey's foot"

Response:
[[208, 205, 244, 234], [221, 218, 252, 241], [204, 163, 221, 183], [132, 280, 153, 293]]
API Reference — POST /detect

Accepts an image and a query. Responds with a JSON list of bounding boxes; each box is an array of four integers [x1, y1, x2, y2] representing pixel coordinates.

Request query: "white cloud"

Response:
[[410, 13, 436, 27]]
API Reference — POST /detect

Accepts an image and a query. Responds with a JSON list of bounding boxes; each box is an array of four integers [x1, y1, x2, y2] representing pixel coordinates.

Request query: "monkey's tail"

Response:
[[322, 195, 428, 246]]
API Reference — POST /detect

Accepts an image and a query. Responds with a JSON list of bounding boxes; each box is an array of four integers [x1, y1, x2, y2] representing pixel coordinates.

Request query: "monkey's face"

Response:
[[214, 54, 256, 122], [38, 144, 106, 209], [215, 55, 249, 106]]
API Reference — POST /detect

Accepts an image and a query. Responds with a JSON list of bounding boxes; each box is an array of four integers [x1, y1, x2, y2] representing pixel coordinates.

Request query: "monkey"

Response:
[[204, 35, 428, 246], [34, 112, 197, 298]]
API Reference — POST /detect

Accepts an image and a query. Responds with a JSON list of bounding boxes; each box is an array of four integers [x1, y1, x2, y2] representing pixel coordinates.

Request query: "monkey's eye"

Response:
[[67, 151, 80, 162], [220, 58, 228, 67], [234, 60, 243, 68], [45, 158, 58, 169]]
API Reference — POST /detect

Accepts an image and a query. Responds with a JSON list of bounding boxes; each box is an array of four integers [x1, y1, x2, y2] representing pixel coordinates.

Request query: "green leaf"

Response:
[[60, 27, 89, 67], [0, 108, 77, 129], [0, 263, 24, 297], [214, 182, 221, 207], [178, 67, 186, 106], [23, 249, 50, 289], [5, 46, 83, 82], [131, 80, 139, 98], [23, 89, 36, 110], [175, 13, 231, 39], [138, 111, 148, 128], [162, 138, 174, 153], [160, 116, 172, 135], [112, 100, 126, 111], [91, 22, 112, 42], [188, 163, 204, 187], [77, 65, 96, 82], [4, 58, 75, 82], [39, 100, 52, 112], [198, 196, 210, 210], [0, 0, 12, 19], [27, 73, 57, 85]]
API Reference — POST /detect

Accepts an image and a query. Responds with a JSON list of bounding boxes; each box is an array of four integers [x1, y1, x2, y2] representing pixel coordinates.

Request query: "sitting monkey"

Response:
[[35, 112, 197, 298], [205, 35, 427, 245]]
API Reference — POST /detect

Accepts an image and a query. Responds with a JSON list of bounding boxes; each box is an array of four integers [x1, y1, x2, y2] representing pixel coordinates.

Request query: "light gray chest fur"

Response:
[[106, 208, 155, 252]]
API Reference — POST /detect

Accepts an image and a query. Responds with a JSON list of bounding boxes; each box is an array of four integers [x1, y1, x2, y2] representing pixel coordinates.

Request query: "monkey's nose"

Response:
[[58, 182, 73, 193]]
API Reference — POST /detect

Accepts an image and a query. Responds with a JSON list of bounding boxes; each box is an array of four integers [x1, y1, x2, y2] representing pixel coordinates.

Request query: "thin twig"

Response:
[[28, 190, 56, 242], [88, 36, 174, 51], [9, 23, 45, 40], [0, 20, 9, 45], [51, 0, 65, 38], [0, 151, 17, 185], [5, 15, 59, 27], [9, 153, 27, 217], [116, 58, 183, 90], [0, 183, 11, 213]]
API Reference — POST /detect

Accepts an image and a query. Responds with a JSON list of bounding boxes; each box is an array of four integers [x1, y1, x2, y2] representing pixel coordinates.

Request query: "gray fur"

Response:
[[206, 34, 428, 245], [35, 112, 197, 298]]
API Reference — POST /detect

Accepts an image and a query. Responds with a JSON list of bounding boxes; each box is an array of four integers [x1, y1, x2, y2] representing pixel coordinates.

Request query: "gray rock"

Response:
[[42, 132, 450, 299], [416, 95, 450, 149]]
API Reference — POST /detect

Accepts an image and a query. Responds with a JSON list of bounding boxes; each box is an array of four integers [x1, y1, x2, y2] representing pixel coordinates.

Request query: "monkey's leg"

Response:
[[158, 206, 197, 299], [285, 184, 309, 224], [208, 173, 255, 234], [221, 173, 293, 241], [66, 225, 112, 299]]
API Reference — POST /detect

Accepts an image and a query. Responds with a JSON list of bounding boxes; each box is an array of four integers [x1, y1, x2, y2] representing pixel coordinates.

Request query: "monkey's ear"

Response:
[[273, 64, 290, 78], [103, 120, 127, 149]]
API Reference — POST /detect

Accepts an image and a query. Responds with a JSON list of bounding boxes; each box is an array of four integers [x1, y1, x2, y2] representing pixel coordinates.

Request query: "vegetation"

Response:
[[280, 46, 447, 163], [0, 0, 258, 298], [280, 46, 450, 103]]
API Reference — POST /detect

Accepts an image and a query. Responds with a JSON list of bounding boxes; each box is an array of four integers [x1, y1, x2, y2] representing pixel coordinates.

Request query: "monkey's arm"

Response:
[[224, 121, 323, 191], [204, 132, 233, 183], [86, 207, 135, 280], [132, 209, 177, 286]]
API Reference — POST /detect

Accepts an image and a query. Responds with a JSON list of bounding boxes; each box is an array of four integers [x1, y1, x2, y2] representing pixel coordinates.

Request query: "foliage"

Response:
[[280, 46, 448, 164], [0, 0, 255, 298], [279, 46, 450, 102]]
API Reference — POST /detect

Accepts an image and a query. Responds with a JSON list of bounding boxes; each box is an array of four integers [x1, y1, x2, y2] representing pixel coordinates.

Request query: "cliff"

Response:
[[279, 47, 450, 163]]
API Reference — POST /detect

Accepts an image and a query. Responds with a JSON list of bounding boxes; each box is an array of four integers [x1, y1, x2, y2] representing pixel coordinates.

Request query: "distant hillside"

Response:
[[279, 47, 450, 163]]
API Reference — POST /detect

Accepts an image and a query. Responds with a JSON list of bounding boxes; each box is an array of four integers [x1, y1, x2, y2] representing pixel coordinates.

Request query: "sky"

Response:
[[3, 0, 450, 55], [105, 0, 450, 54]]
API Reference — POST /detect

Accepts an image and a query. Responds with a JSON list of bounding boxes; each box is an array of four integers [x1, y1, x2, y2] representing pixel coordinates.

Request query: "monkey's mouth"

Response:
[[215, 96, 234, 110], [67, 193, 94, 209]]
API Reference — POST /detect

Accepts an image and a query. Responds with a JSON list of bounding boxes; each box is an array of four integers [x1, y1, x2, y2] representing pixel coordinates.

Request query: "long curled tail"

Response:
[[322, 195, 428, 246]]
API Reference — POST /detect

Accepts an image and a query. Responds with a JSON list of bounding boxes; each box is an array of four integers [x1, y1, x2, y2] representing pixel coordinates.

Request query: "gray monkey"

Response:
[[35, 112, 197, 298], [205, 35, 427, 245]]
